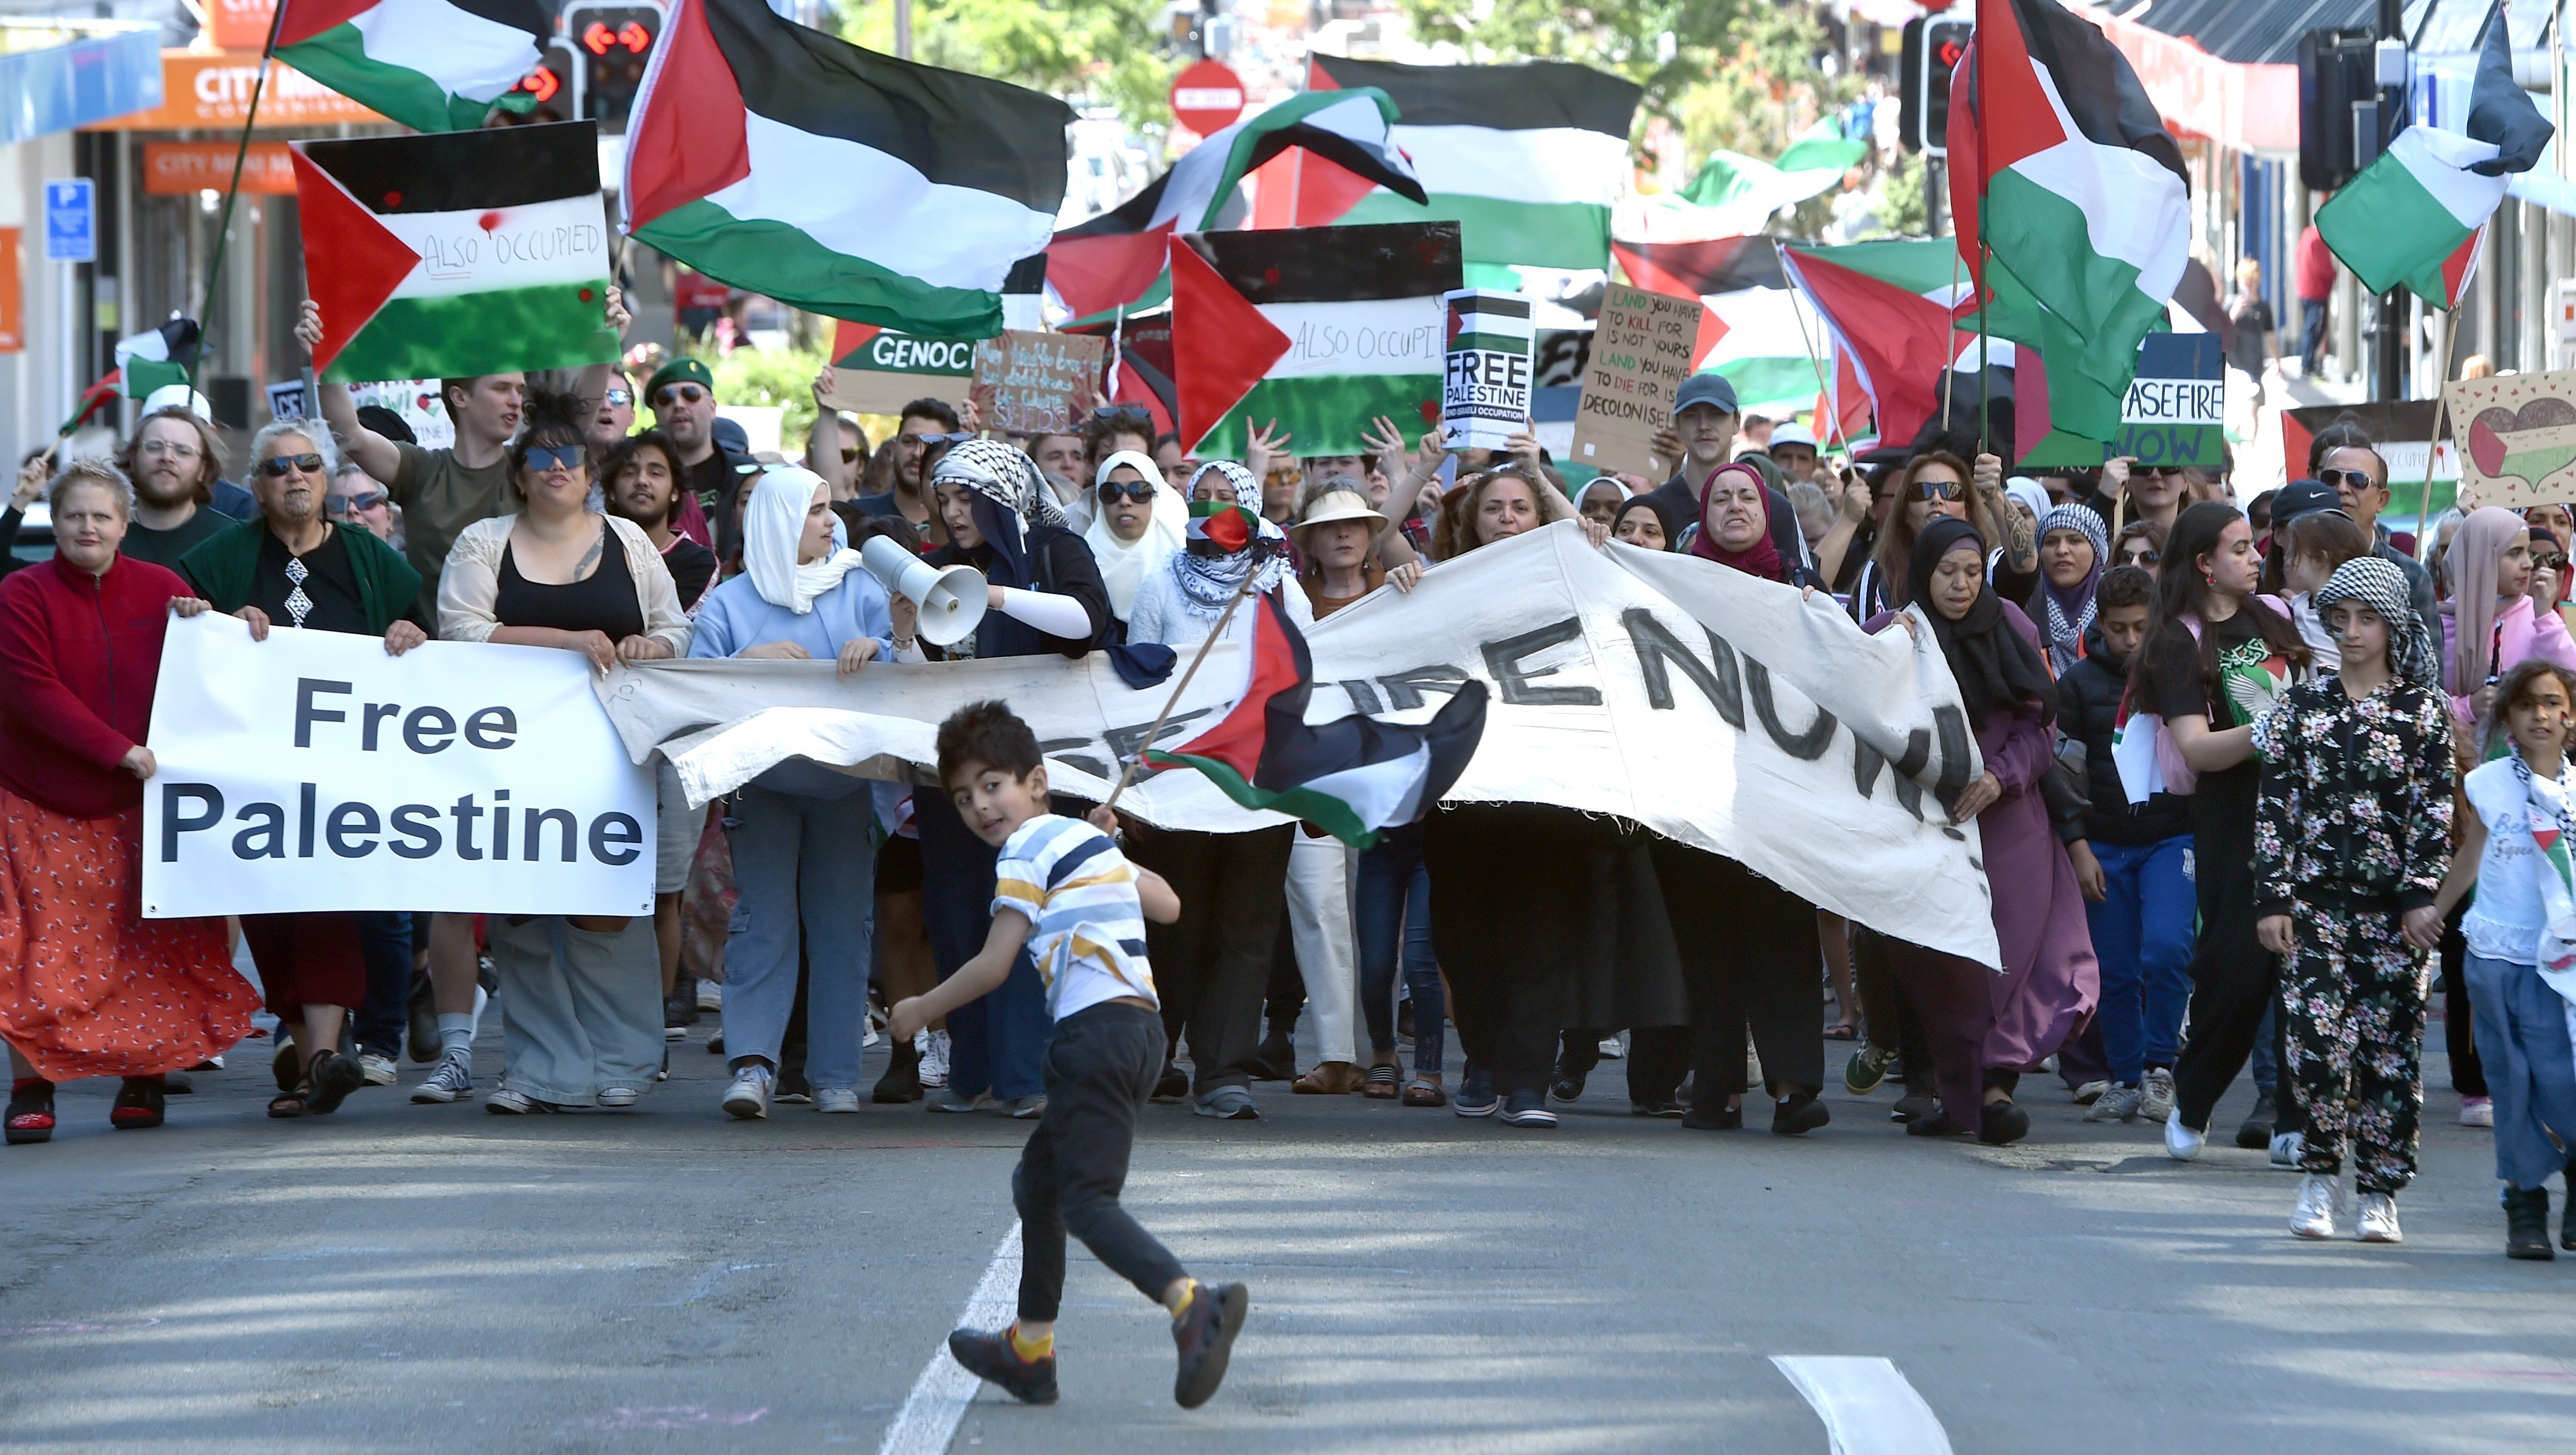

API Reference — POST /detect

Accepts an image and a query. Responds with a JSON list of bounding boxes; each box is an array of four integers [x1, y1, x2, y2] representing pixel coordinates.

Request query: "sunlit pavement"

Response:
[[2, 1012, 2569, 1454]]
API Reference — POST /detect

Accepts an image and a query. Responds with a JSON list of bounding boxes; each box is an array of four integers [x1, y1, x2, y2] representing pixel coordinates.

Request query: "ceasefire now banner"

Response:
[[595, 523, 2004, 967], [140, 614, 656, 918]]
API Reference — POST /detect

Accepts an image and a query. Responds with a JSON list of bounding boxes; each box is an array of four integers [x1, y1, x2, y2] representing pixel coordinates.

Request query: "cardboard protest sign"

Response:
[[2110, 333, 2224, 468], [598, 521, 2001, 968], [1441, 288, 1535, 452], [1570, 284, 1700, 478], [292, 120, 619, 385], [1172, 221, 1461, 459], [821, 319, 977, 415], [970, 329, 1108, 434], [345, 379, 453, 449], [265, 378, 307, 422], [143, 616, 654, 918], [2447, 368, 2576, 508]]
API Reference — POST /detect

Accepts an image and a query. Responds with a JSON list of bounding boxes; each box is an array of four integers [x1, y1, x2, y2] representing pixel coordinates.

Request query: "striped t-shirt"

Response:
[[992, 814, 1159, 1019]]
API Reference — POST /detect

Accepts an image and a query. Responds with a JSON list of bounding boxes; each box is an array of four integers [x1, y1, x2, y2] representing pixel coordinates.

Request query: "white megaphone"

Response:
[[859, 534, 988, 647]]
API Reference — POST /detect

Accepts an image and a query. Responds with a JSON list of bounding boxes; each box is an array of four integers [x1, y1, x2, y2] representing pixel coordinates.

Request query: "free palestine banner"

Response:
[[594, 523, 2003, 968]]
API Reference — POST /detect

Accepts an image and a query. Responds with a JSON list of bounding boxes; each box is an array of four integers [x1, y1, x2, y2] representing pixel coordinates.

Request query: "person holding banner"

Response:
[[687, 466, 916, 1119], [435, 390, 690, 1114], [0, 460, 259, 1144], [176, 420, 430, 1117], [915, 440, 1114, 1116]]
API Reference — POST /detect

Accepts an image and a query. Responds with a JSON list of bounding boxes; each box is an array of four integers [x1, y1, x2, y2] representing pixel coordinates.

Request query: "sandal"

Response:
[[1823, 1021, 1860, 1041], [109, 1077, 166, 1130], [1401, 1077, 1448, 1108], [268, 1084, 312, 1119], [6, 1077, 55, 1145], [305, 1049, 364, 1116], [1292, 1061, 1362, 1095], [1362, 1063, 1401, 1099]]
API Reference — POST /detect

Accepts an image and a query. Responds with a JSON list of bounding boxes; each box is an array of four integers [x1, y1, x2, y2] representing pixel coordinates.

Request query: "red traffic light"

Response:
[[1936, 38, 1968, 68], [515, 65, 561, 102], [618, 21, 651, 51], [581, 21, 614, 54]]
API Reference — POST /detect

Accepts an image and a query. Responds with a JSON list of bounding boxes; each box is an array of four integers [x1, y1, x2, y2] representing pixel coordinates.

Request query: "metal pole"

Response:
[[196, 1, 291, 388], [2373, 0, 2406, 400], [895, 0, 912, 58]]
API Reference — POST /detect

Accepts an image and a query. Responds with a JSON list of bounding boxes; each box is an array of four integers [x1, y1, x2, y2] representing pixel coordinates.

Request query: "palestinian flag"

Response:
[[1610, 237, 1823, 420], [2319, 17, 2552, 310], [1048, 89, 1425, 324], [1146, 588, 1489, 848], [625, 0, 1072, 339], [1947, 0, 2188, 445], [274, 0, 547, 135], [1616, 119, 1868, 243], [293, 122, 620, 385], [1171, 221, 1461, 460], [1264, 56, 1640, 275], [1781, 239, 1967, 450], [114, 318, 200, 400]]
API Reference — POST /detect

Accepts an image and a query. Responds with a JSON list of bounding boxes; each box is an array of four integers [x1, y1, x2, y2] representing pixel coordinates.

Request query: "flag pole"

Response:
[[1771, 240, 1850, 457], [2416, 308, 2465, 557], [1972, 10, 1993, 462], [195, 0, 292, 390], [1099, 568, 1260, 816]]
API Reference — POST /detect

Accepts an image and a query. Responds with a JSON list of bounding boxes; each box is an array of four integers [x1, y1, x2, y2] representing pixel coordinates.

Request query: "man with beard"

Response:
[[117, 407, 234, 568], [605, 431, 718, 613], [854, 396, 962, 541], [644, 357, 755, 557]]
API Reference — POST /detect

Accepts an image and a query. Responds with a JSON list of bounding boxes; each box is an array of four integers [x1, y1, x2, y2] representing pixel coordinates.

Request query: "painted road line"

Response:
[[1771, 1355, 1955, 1455], [876, 1222, 1023, 1455]]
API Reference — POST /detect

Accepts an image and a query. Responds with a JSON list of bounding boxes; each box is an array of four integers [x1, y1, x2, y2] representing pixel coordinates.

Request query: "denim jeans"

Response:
[[721, 785, 878, 1091], [2463, 951, 2576, 1189], [1354, 820, 1444, 1076], [352, 911, 415, 1060], [2085, 836, 2195, 1085]]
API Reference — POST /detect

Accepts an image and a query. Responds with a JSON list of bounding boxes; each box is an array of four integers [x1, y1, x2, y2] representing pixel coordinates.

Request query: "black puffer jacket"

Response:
[[2057, 621, 2192, 846]]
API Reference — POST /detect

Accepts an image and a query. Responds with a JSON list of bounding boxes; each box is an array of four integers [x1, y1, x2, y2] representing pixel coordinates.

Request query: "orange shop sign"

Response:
[[144, 141, 297, 195], [207, 0, 279, 53], [83, 50, 384, 131]]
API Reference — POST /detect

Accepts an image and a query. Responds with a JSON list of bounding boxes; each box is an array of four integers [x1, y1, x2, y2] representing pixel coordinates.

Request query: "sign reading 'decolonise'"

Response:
[[142, 615, 655, 918]]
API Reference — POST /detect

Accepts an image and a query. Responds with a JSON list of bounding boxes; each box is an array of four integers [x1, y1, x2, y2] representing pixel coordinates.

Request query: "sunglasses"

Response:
[[840, 446, 861, 464], [2539, 554, 2571, 571], [1098, 481, 1156, 504], [525, 443, 586, 473], [327, 489, 389, 515], [258, 453, 324, 477], [2316, 467, 2379, 491], [603, 387, 633, 408], [1908, 478, 1964, 501], [654, 384, 708, 406], [2119, 547, 2159, 564]]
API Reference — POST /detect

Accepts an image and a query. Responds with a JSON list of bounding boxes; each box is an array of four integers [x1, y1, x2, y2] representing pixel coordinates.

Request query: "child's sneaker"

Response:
[[947, 1328, 1058, 1405], [1171, 1282, 1248, 1409]]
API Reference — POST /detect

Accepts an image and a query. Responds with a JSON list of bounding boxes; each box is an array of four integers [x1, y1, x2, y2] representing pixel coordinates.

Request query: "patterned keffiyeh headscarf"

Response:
[[2037, 503, 2109, 673], [1171, 460, 1289, 619], [2312, 554, 2440, 687], [931, 438, 1066, 535]]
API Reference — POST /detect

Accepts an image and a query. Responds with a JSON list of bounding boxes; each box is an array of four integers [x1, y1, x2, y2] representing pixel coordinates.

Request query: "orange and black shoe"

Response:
[[946, 1327, 1058, 1405], [109, 1076, 166, 1131], [6, 1077, 54, 1145], [1171, 1282, 1248, 1409]]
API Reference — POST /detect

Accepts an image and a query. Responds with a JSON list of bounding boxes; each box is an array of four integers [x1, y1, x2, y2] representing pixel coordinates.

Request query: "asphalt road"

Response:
[[2, 1011, 2569, 1454]]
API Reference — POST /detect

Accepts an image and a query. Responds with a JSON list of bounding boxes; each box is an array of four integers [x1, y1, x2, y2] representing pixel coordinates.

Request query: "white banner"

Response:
[[141, 614, 656, 918], [595, 523, 2003, 966]]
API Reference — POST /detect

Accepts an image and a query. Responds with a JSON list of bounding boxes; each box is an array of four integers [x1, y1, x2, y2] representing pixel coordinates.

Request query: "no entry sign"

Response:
[[1170, 59, 1246, 135]]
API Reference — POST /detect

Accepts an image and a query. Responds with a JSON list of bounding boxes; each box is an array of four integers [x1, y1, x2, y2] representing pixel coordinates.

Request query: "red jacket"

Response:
[[0, 552, 191, 818]]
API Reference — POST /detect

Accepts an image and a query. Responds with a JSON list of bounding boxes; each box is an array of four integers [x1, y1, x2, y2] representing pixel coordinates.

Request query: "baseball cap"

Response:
[[1768, 422, 1819, 451], [2269, 477, 2342, 527], [139, 384, 214, 422], [1674, 373, 1739, 418]]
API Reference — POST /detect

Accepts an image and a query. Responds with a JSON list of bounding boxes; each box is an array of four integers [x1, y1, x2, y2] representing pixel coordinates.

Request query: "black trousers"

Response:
[[1559, 1026, 1689, 1105], [1129, 824, 1293, 1092], [1652, 841, 1824, 1106], [2440, 895, 2489, 1097], [1425, 805, 1585, 1097], [2171, 777, 2305, 1137], [1014, 1002, 1188, 1322]]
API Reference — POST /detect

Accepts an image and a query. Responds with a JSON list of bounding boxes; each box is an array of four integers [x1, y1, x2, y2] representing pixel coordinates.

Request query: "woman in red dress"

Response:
[[0, 460, 257, 1143]]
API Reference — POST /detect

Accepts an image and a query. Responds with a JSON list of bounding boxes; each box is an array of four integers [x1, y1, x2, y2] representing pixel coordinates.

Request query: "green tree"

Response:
[[1399, 0, 1741, 137], [836, 0, 1174, 130]]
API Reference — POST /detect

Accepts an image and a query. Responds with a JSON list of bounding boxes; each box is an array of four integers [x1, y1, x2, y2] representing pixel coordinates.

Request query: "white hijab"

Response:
[[744, 466, 862, 614], [1082, 448, 1187, 620]]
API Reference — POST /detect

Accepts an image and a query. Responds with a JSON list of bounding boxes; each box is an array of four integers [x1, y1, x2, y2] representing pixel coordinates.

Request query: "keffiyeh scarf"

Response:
[[932, 438, 1066, 536], [2037, 503, 2108, 673], [2312, 554, 2440, 687], [1172, 460, 1288, 619]]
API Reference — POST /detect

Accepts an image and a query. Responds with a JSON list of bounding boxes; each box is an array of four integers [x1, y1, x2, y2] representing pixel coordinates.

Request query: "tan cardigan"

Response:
[[437, 513, 693, 655]]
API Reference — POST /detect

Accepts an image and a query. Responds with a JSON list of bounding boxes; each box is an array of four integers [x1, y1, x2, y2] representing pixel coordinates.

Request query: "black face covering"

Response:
[[1909, 515, 2057, 729]]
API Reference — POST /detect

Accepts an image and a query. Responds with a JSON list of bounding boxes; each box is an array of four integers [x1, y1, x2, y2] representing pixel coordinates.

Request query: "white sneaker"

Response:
[[816, 1087, 861, 1113], [2164, 1109, 2205, 1161], [696, 979, 723, 1011], [2461, 1096, 2495, 1128], [597, 1085, 640, 1108], [2072, 1078, 2111, 1105], [2139, 1066, 2176, 1123], [1598, 1037, 1624, 1060], [2291, 1173, 2342, 1239], [485, 1087, 538, 1114], [917, 1029, 951, 1089], [358, 1052, 399, 1086], [2270, 1131, 2305, 1170], [2357, 1192, 2403, 1243], [722, 1065, 773, 1120]]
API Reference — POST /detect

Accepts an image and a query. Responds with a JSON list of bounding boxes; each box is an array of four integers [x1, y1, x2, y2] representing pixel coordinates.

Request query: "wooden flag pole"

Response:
[[2416, 309, 2467, 559], [1099, 568, 1260, 816], [1770, 239, 1851, 457], [195, 1, 292, 387]]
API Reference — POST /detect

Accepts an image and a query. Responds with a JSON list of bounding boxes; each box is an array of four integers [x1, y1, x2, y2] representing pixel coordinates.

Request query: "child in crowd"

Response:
[[888, 701, 1248, 1409], [2251, 557, 2454, 1245], [2431, 659, 2576, 1260], [2060, 566, 2195, 1124]]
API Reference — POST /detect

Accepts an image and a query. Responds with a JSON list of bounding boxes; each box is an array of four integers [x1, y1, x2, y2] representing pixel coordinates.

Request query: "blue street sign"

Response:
[[44, 178, 93, 264]]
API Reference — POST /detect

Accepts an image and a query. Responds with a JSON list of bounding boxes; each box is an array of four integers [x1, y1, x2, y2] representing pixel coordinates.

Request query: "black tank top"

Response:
[[494, 521, 645, 641]]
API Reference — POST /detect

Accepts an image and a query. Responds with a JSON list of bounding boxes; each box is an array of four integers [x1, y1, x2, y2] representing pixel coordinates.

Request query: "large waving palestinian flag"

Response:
[[294, 122, 620, 384], [1781, 239, 1971, 452], [625, 0, 1072, 338], [1947, 0, 2187, 444], [275, 0, 547, 134], [1170, 222, 1462, 460], [1147, 586, 1489, 848], [1611, 237, 1827, 421], [1047, 89, 1425, 325], [1267, 56, 1639, 275]]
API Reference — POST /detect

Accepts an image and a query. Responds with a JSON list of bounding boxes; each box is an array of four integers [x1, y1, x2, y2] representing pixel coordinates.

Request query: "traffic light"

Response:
[[1913, 14, 1973, 158], [505, 41, 576, 125], [2299, 28, 2379, 192], [564, 2, 663, 134]]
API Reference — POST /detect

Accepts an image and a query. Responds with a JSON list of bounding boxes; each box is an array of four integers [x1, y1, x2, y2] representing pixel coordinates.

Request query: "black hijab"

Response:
[[1610, 492, 1686, 550], [1909, 515, 2055, 729]]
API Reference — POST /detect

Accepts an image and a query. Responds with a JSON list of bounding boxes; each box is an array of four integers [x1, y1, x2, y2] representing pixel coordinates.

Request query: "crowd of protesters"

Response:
[[7, 289, 2576, 1265]]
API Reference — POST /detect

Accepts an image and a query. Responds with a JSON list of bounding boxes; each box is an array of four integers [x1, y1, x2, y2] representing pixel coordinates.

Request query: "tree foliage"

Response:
[[835, 0, 1174, 129], [1399, 0, 1746, 136]]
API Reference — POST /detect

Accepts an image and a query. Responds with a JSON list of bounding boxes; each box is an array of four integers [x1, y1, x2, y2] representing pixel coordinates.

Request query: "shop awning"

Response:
[[0, 19, 162, 144], [2073, 0, 2322, 156]]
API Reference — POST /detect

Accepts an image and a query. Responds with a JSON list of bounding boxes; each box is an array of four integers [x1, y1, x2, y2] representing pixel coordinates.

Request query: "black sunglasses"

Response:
[[258, 453, 324, 476], [1098, 480, 1156, 504], [2120, 546, 2159, 564], [2316, 467, 2380, 491], [525, 443, 586, 473], [654, 384, 708, 406], [840, 446, 860, 464], [1908, 478, 1963, 501], [327, 488, 388, 515]]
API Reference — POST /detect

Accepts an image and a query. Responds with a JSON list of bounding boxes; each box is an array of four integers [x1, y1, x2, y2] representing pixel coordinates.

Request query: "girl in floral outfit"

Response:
[[2252, 557, 2455, 1244]]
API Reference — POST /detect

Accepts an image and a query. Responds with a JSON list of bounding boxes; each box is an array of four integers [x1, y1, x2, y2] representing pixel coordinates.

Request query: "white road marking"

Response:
[[1771, 1356, 1955, 1455], [876, 1223, 1023, 1455]]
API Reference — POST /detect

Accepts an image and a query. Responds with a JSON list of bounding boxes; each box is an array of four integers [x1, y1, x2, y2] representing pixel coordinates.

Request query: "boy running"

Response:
[[890, 701, 1248, 1408]]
